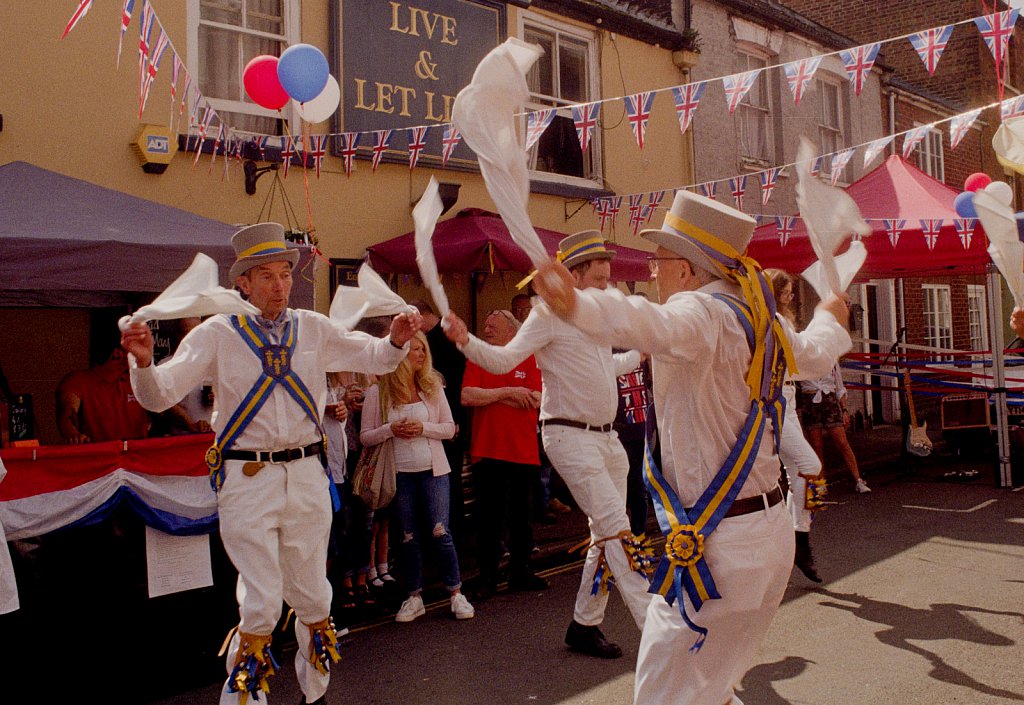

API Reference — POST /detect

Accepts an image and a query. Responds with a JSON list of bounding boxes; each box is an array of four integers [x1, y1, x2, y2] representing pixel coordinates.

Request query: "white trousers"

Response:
[[0, 515, 18, 615], [217, 455, 334, 704], [780, 384, 820, 532], [542, 425, 653, 629], [635, 501, 793, 705]]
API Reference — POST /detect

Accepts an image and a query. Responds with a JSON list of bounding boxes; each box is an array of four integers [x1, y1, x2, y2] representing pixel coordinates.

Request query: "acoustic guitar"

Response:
[[904, 370, 933, 457]]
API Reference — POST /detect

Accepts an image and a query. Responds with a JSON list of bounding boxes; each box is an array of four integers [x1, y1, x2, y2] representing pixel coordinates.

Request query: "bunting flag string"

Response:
[[254, 135, 269, 161], [920, 219, 943, 250], [839, 43, 881, 96], [407, 126, 428, 171], [909, 25, 954, 76], [169, 53, 182, 128], [1001, 95, 1024, 120], [646, 190, 667, 223], [441, 124, 461, 167], [628, 194, 645, 234], [307, 134, 326, 178], [572, 102, 601, 153], [862, 136, 894, 168], [950, 108, 982, 150], [338, 132, 359, 176], [607, 196, 623, 231], [137, 2, 156, 117], [61, 0, 94, 40], [116, 0, 136, 65], [371, 130, 393, 172], [671, 82, 706, 136], [140, 29, 171, 119], [208, 123, 223, 175], [830, 149, 855, 186], [280, 136, 294, 177], [902, 125, 930, 159], [809, 156, 823, 177], [975, 10, 1019, 67], [759, 167, 782, 206], [776, 216, 795, 247], [955, 218, 977, 249], [723, 69, 760, 115], [729, 176, 747, 210], [524, 109, 556, 150], [699, 182, 717, 200], [884, 219, 906, 248], [625, 91, 656, 149], [595, 198, 613, 232], [783, 56, 822, 105]]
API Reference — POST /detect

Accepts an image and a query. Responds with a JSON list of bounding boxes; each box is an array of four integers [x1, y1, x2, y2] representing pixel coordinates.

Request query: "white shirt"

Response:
[[390, 402, 433, 472], [568, 280, 851, 507], [460, 301, 640, 426], [130, 309, 406, 452]]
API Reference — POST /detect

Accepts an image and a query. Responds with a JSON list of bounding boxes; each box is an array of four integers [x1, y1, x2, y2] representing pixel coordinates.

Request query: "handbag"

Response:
[[352, 439, 396, 510]]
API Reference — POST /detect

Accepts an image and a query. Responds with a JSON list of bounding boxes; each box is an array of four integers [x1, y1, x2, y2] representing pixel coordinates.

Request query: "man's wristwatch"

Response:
[[389, 337, 404, 350]]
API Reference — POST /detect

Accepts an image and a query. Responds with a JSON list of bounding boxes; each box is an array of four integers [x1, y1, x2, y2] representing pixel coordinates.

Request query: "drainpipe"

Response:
[[888, 89, 896, 156]]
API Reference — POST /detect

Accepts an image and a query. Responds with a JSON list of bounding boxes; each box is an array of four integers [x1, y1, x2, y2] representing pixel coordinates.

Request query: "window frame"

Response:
[[922, 283, 954, 361], [736, 50, 773, 167], [816, 76, 846, 182], [518, 11, 603, 189], [186, 0, 301, 136], [967, 283, 989, 384], [914, 124, 945, 181]]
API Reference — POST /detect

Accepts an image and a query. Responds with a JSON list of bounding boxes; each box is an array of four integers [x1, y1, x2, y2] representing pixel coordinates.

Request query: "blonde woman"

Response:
[[359, 331, 474, 622], [766, 269, 824, 583]]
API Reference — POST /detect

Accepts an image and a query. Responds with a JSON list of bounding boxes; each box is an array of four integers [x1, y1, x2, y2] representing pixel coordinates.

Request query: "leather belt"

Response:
[[224, 442, 323, 464], [541, 418, 612, 433], [687, 485, 784, 519]]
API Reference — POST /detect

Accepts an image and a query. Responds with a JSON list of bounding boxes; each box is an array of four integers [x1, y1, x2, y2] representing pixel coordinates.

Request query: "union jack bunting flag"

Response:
[[624, 92, 656, 149], [671, 82, 706, 136], [628, 194, 645, 234], [839, 43, 881, 97], [920, 219, 943, 251], [722, 69, 761, 115], [407, 126, 428, 171], [830, 149, 855, 186], [863, 136, 894, 168], [441, 124, 461, 167], [524, 109, 556, 150], [595, 198, 613, 232], [975, 10, 1020, 66], [170, 53, 183, 127], [758, 168, 783, 206], [254, 136, 269, 161], [1001, 95, 1024, 120], [950, 108, 982, 150], [339, 132, 359, 177], [783, 56, 822, 105], [884, 219, 905, 248], [371, 130, 393, 172], [308, 134, 327, 178], [955, 218, 977, 249], [137, 2, 156, 115], [571, 102, 601, 153], [646, 190, 666, 223], [698, 182, 717, 200], [117, 0, 136, 66], [909, 25, 954, 76], [179, 72, 192, 117], [902, 126, 930, 160], [61, 0, 94, 40], [776, 216, 795, 247], [192, 105, 214, 167], [280, 137, 294, 178], [810, 156, 823, 178], [729, 176, 748, 210], [208, 123, 224, 174], [607, 196, 623, 230], [140, 29, 171, 118]]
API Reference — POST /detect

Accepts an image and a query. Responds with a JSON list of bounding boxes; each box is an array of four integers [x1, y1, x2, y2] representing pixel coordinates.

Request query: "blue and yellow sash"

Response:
[[205, 312, 338, 510], [643, 290, 792, 652]]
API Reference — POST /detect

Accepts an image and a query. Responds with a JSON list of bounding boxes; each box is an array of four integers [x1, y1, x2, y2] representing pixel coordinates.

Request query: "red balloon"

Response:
[[243, 55, 289, 111], [964, 172, 993, 192]]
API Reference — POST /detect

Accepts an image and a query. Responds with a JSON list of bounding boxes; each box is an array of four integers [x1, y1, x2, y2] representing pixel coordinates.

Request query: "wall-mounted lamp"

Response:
[[243, 160, 279, 195]]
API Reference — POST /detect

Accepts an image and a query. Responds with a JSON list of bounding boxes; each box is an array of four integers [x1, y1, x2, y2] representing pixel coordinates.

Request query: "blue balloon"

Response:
[[954, 191, 977, 219], [277, 44, 329, 103]]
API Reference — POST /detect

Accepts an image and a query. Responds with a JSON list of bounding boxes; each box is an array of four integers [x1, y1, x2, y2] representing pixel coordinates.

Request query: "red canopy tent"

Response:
[[367, 207, 650, 281], [746, 155, 990, 277]]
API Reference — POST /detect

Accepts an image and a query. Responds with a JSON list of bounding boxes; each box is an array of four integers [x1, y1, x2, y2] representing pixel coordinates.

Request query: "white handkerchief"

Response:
[[801, 240, 867, 301], [118, 253, 259, 331], [413, 176, 449, 317], [329, 263, 411, 331], [974, 188, 1024, 308]]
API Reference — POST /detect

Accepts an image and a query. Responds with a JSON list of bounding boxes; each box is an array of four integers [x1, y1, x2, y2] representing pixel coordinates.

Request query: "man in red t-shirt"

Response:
[[462, 309, 549, 599]]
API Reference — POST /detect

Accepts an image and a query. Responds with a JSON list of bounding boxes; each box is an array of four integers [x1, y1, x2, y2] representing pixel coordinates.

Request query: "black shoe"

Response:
[[299, 696, 326, 705], [508, 571, 549, 592], [794, 531, 822, 583], [565, 620, 623, 659]]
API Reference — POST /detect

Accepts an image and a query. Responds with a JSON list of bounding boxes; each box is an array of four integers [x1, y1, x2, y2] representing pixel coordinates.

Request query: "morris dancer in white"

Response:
[[122, 223, 419, 705], [445, 231, 651, 659], [534, 191, 851, 705]]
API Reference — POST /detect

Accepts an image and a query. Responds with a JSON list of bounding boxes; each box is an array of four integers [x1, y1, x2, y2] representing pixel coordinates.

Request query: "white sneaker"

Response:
[[395, 595, 425, 623], [451, 592, 475, 620], [855, 479, 871, 493]]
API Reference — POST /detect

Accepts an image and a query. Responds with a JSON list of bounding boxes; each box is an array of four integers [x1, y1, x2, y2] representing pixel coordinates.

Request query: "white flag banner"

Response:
[[975, 188, 1024, 308], [413, 176, 449, 317], [329, 263, 412, 331]]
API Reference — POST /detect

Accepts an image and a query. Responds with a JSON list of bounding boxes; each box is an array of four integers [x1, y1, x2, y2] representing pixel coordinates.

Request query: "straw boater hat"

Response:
[[558, 230, 616, 270], [639, 190, 756, 277], [228, 222, 300, 282]]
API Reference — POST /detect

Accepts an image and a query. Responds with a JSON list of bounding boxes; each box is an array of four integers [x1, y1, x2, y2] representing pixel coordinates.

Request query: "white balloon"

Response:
[[294, 75, 340, 124], [985, 179, 1014, 207]]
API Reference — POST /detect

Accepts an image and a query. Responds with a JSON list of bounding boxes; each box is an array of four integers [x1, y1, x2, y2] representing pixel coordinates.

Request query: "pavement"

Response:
[[7, 422, 1022, 704]]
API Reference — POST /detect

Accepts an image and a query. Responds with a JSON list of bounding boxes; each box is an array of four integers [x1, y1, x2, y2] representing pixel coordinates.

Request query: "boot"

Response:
[[565, 620, 623, 659], [794, 531, 822, 583]]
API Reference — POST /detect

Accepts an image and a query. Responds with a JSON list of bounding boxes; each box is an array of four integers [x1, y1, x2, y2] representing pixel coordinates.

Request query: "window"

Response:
[[817, 79, 844, 181], [738, 53, 772, 164], [521, 15, 601, 185], [915, 126, 944, 180], [189, 0, 299, 136], [923, 284, 953, 361], [967, 284, 988, 383]]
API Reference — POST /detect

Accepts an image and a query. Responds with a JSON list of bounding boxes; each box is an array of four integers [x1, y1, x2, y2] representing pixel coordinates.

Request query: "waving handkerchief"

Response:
[[413, 176, 449, 317], [974, 188, 1024, 308], [800, 240, 867, 301], [795, 137, 871, 296], [118, 253, 258, 330], [451, 38, 550, 269], [329, 263, 411, 331]]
